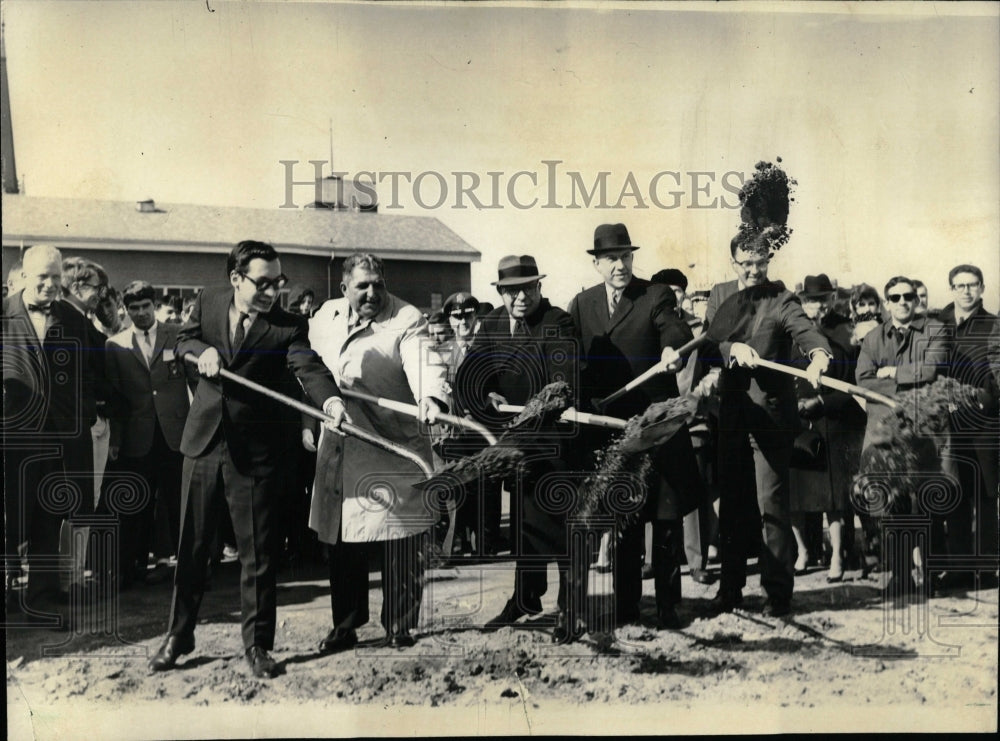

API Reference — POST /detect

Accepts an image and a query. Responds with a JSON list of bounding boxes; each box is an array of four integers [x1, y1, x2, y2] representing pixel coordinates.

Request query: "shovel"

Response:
[[750, 357, 899, 409], [183, 355, 433, 478], [592, 335, 707, 413], [341, 388, 498, 445], [495, 403, 628, 430]]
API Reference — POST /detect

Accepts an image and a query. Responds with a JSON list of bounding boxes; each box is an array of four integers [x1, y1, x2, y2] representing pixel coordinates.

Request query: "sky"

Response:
[[3, 1, 998, 312]]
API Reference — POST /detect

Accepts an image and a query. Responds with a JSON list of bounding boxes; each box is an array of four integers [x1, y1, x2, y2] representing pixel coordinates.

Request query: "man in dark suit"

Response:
[[698, 228, 832, 617], [937, 264, 999, 588], [104, 281, 193, 588], [569, 223, 704, 631], [148, 240, 344, 679], [59, 257, 119, 595], [3, 245, 95, 626], [456, 255, 585, 643]]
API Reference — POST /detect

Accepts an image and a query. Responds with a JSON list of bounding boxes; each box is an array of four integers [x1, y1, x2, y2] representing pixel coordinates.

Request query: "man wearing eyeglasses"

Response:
[[149, 240, 345, 679], [456, 255, 585, 642], [696, 228, 832, 618], [60, 257, 120, 599], [937, 264, 998, 589]]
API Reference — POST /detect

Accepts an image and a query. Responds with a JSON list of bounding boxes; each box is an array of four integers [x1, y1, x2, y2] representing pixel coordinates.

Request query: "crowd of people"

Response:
[[3, 225, 998, 678]]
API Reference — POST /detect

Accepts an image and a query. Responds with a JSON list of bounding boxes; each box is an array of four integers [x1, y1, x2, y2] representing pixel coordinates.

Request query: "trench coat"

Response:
[[307, 294, 449, 544]]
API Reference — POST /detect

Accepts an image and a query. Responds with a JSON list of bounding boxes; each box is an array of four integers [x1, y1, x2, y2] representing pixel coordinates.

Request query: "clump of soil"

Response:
[[737, 158, 796, 254], [504, 381, 574, 432]]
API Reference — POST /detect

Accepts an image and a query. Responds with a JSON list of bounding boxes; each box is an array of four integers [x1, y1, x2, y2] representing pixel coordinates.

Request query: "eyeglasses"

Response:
[[733, 258, 770, 271], [241, 273, 288, 292], [886, 292, 916, 303], [499, 282, 539, 297], [951, 282, 981, 292], [449, 310, 476, 320], [82, 282, 109, 297]]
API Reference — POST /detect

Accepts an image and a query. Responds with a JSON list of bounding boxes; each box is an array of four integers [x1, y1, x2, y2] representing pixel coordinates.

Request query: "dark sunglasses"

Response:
[[241, 273, 288, 292], [886, 292, 916, 303]]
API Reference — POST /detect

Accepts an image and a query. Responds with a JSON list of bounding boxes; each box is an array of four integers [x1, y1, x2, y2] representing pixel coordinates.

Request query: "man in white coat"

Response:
[[309, 253, 449, 651]]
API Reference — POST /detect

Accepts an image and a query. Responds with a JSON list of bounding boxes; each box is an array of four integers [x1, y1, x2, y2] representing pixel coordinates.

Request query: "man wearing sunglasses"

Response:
[[856, 276, 950, 449], [149, 240, 344, 679], [856, 276, 950, 599]]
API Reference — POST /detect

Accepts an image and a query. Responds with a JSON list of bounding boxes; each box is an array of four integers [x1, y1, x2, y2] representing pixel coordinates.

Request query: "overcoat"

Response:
[[568, 277, 702, 519], [308, 294, 449, 544]]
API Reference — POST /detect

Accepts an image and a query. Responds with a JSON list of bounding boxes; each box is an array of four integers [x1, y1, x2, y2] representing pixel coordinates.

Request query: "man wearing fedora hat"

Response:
[[454, 255, 585, 642], [569, 224, 705, 631]]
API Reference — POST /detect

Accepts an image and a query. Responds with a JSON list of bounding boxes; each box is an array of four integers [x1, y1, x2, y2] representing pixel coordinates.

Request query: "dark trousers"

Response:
[[4, 434, 91, 606], [108, 424, 183, 577], [167, 437, 279, 650], [613, 519, 683, 619], [943, 437, 999, 559], [326, 533, 425, 637], [717, 400, 796, 603]]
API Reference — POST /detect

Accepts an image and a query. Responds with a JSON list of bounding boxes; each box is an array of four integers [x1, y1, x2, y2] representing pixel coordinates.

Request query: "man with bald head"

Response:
[[3, 246, 98, 625]]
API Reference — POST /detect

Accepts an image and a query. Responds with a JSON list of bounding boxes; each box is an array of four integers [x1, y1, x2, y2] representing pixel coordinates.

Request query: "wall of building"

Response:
[[3, 245, 471, 313]]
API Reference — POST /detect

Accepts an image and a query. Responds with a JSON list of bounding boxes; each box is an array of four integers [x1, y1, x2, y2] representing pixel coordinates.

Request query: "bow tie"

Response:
[[26, 303, 52, 315]]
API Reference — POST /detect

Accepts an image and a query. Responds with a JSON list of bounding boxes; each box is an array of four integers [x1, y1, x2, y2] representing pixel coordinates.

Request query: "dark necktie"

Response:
[[27, 303, 51, 315], [609, 289, 621, 318], [233, 312, 249, 350], [512, 319, 528, 338]]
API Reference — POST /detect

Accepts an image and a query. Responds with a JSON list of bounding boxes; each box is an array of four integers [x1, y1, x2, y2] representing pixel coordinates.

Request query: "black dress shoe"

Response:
[[708, 588, 743, 614], [246, 646, 278, 678], [761, 599, 791, 618], [483, 597, 542, 631], [640, 563, 654, 580], [318, 629, 358, 655], [149, 634, 195, 672], [374, 631, 416, 649], [552, 612, 586, 645], [657, 607, 682, 630]]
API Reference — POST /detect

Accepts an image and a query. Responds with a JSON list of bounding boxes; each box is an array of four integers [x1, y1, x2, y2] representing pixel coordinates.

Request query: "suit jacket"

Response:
[[176, 286, 341, 477], [3, 292, 96, 439], [702, 283, 832, 429], [106, 321, 194, 456], [938, 301, 999, 428], [456, 299, 578, 428], [569, 278, 700, 519], [2, 292, 96, 515], [307, 293, 448, 543], [569, 277, 693, 418]]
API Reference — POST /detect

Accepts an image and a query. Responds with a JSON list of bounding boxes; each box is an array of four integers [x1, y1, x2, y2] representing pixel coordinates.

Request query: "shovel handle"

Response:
[[496, 404, 628, 430], [182, 354, 433, 478], [752, 357, 898, 409], [592, 334, 708, 412], [341, 388, 498, 445]]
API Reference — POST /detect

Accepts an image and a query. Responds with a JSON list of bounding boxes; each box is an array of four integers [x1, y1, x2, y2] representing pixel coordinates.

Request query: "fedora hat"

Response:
[[491, 255, 546, 287], [589, 223, 640, 256], [799, 273, 835, 298]]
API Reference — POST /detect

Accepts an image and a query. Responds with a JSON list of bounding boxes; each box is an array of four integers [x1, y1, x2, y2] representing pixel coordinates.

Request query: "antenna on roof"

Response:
[[329, 118, 334, 174]]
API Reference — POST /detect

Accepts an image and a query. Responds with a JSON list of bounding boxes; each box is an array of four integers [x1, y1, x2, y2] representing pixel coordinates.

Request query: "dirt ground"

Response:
[[5, 547, 998, 739]]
